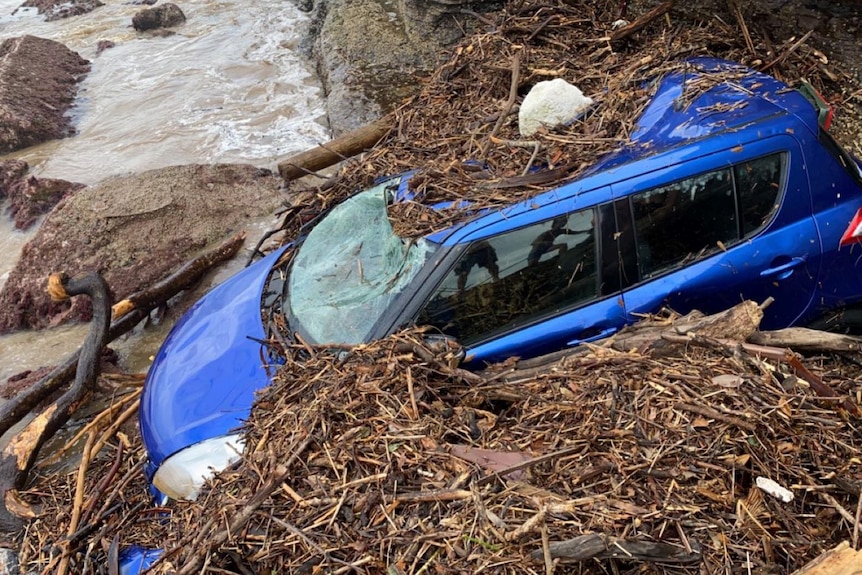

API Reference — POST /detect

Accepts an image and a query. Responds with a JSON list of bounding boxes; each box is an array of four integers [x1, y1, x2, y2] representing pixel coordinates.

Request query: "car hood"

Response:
[[140, 246, 289, 477]]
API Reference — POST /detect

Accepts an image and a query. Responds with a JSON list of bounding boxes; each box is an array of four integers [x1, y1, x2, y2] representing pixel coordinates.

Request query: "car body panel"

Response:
[[139, 246, 289, 476], [799, 130, 862, 318]]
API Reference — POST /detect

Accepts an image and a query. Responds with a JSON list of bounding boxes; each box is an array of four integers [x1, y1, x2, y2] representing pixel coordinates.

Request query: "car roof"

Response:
[[424, 58, 819, 245]]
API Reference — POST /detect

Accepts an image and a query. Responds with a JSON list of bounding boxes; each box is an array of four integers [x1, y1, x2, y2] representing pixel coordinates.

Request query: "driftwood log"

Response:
[[749, 327, 862, 353], [0, 273, 111, 534], [0, 232, 248, 535], [0, 232, 247, 442], [276, 115, 392, 182]]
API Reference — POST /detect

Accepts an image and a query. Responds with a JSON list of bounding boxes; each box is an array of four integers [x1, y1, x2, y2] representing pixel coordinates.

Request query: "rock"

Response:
[[19, 0, 104, 21], [296, 0, 499, 136], [0, 36, 90, 154], [1, 160, 85, 231], [0, 548, 18, 575], [518, 79, 594, 137], [0, 160, 27, 194], [0, 164, 283, 334], [132, 3, 187, 31], [95, 40, 116, 55]]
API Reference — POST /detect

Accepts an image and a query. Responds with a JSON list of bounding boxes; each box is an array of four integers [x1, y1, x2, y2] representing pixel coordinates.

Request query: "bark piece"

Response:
[[528, 532, 702, 564], [791, 541, 862, 575]]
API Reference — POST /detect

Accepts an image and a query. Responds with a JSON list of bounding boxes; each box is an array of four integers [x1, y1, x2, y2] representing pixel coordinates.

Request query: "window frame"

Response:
[[409, 203, 621, 347], [620, 151, 788, 284]]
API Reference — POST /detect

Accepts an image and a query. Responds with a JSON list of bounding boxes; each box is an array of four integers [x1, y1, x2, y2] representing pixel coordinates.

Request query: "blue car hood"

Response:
[[140, 246, 288, 476]]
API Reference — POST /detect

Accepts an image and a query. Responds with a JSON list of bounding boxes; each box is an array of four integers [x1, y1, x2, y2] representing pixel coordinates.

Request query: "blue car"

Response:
[[138, 58, 862, 506]]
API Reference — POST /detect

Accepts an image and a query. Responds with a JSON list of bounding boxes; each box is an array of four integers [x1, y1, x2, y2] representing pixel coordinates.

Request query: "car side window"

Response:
[[735, 154, 782, 235], [630, 153, 785, 279], [416, 209, 598, 343], [632, 168, 736, 278]]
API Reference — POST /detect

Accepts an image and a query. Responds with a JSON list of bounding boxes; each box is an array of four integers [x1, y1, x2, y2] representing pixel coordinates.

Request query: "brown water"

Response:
[[0, 0, 328, 383]]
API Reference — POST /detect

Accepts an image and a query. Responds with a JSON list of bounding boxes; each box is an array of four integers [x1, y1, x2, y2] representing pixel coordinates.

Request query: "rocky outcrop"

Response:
[[20, 0, 104, 21], [0, 160, 85, 230], [0, 164, 283, 333], [132, 3, 186, 31], [0, 36, 90, 154], [295, 0, 500, 136]]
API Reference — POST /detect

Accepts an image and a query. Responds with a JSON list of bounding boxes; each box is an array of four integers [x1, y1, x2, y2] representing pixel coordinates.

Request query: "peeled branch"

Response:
[[0, 272, 111, 534], [111, 230, 246, 320], [0, 232, 248, 442]]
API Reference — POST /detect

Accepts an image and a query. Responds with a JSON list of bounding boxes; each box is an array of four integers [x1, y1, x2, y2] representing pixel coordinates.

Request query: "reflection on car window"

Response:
[[417, 210, 598, 343], [631, 152, 784, 279], [735, 154, 782, 235], [632, 169, 736, 277]]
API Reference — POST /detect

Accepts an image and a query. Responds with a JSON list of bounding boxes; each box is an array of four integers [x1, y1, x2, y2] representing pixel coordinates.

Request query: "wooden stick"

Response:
[[481, 50, 522, 158], [609, 1, 674, 43], [40, 388, 140, 467], [112, 231, 246, 320], [761, 30, 814, 72], [528, 532, 701, 563], [56, 430, 96, 575], [727, 0, 756, 58], [675, 402, 758, 433], [88, 396, 141, 460]]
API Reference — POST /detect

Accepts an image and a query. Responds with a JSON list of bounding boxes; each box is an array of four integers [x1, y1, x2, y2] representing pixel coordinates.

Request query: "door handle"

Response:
[[760, 256, 806, 280], [567, 327, 617, 346]]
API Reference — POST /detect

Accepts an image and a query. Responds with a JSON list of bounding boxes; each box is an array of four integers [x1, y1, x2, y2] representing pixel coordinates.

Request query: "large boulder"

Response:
[[19, 0, 104, 21], [295, 0, 500, 136], [0, 36, 90, 154], [0, 164, 283, 333]]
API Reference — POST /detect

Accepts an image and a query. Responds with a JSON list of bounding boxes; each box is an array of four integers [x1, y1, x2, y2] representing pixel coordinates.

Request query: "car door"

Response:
[[411, 189, 627, 366], [615, 135, 821, 329]]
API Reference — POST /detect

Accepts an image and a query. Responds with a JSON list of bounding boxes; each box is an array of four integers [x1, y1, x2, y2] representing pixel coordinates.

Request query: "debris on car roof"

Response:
[[15, 1, 862, 574], [276, 0, 855, 242]]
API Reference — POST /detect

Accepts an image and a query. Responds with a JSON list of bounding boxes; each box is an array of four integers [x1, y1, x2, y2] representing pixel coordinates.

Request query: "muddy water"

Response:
[[0, 0, 328, 382]]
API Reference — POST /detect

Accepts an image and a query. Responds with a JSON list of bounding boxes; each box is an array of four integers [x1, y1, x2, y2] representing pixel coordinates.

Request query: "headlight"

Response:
[[152, 434, 244, 501]]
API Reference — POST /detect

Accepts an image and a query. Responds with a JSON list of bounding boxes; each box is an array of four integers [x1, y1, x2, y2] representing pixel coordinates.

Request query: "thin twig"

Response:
[[481, 50, 522, 158]]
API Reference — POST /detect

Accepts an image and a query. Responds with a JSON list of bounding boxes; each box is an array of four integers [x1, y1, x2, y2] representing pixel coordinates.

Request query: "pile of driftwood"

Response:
[[9, 0, 862, 573], [17, 302, 862, 574]]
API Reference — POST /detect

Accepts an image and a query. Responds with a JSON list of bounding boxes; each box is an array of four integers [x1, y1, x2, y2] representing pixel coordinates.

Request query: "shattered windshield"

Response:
[[287, 178, 434, 345]]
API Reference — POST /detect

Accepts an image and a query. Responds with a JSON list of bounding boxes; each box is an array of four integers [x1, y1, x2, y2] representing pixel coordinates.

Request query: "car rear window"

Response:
[[631, 153, 783, 279], [417, 209, 598, 343]]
